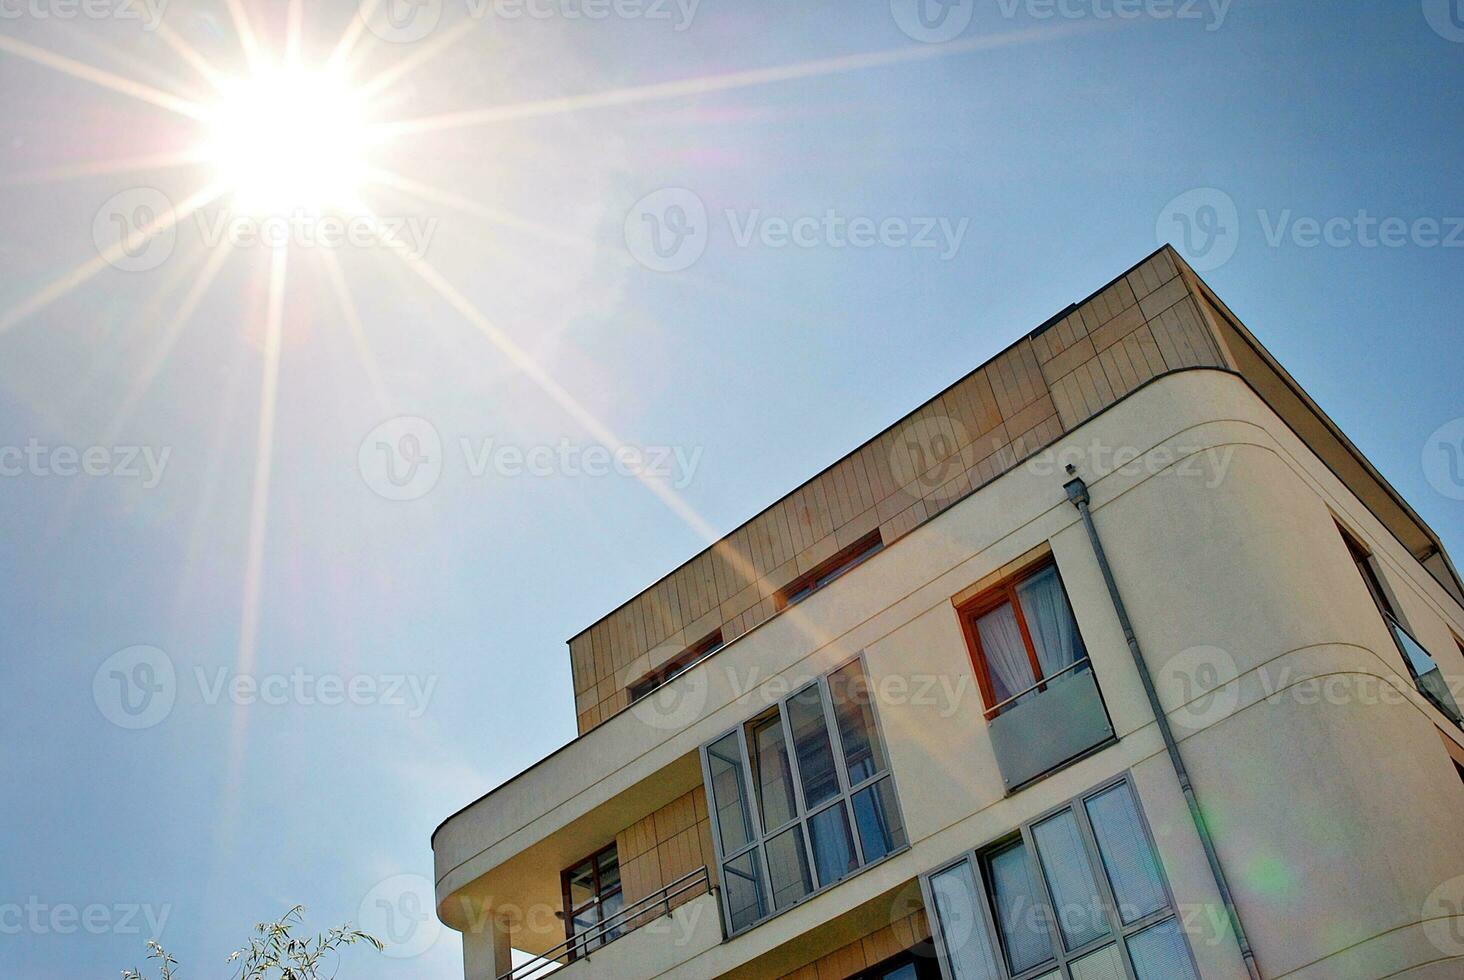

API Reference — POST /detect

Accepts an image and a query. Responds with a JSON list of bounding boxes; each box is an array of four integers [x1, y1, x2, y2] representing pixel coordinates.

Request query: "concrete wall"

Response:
[[444, 370, 1464, 979]]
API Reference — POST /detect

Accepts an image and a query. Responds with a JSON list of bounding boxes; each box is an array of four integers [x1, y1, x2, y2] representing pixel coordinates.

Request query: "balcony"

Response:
[[498, 868, 718, 980], [1387, 616, 1464, 727], [987, 659, 1116, 792]]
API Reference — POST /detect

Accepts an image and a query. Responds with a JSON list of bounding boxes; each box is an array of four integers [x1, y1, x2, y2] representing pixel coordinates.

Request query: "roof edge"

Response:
[[563, 245, 1173, 644]]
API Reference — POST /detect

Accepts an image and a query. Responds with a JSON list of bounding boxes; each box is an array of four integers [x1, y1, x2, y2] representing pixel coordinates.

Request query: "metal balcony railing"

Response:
[[983, 656, 1092, 719], [496, 867, 714, 980]]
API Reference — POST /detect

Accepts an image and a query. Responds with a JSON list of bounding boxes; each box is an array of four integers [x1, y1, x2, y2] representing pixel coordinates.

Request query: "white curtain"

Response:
[[976, 603, 1036, 703], [1017, 566, 1086, 677], [809, 805, 856, 886]]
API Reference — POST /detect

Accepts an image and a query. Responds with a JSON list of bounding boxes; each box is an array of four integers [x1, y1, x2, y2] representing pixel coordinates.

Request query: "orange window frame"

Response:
[[955, 557, 1068, 720]]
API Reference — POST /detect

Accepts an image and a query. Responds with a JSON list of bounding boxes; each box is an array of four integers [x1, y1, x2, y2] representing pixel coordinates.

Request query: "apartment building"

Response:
[[431, 247, 1464, 980]]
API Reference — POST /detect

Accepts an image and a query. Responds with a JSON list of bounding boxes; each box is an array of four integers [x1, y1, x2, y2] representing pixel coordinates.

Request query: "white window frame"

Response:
[[919, 774, 1200, 980], [699, 653, 909, 937]]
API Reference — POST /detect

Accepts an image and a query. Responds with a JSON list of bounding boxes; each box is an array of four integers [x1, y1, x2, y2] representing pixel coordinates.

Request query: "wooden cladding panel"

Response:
[[773, 908, 932, 980], [571, 249, 1227, 734], [614, 786, 717, 921], [1126, 245, 1178, 298]]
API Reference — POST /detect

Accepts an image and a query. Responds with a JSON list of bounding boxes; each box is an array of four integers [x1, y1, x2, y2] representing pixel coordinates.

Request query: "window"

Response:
[[628, 631, 724, 703], [1343, 530, 1398, 619], [1340, 526, 1464, 726], [775, 532, 884, 611], [923, 778, 1199, 980], [699, 656, 907, 936], [561, 844, 623, 958], [748, 709, 799, 834], [856, 950, 944, 980], [958, 560, 1090, 719]]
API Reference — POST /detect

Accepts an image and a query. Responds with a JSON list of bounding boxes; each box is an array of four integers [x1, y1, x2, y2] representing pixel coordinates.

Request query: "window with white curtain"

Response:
[[958, 559, 1089, 718], [699, 656, 908, 937], [921, 778, 1199, 980]]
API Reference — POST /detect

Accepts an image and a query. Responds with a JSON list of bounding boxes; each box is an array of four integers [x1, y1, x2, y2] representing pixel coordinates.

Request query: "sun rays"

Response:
[[0, 7, 1075, 343], [0, 148, 213, 189], [368, 23, 1094, 139], [0, 181, 229, 335], [0, 31, 209, 118], [0, 2, 1086, 842]]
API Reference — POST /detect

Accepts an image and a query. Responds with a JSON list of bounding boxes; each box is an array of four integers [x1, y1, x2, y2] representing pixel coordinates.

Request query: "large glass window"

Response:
[[986, 839, 1053, 974], [808, 801, 858, 886], [721, 850, 767, 933], [853, 775, 906, 863], [788, 684, 841, 808], [923, 778, 1199, 980], [1032, 810, 1108, 951], [929, 861, 1001, 980], [747, 710, 798, 832], [958, 560, 1090, 718], [766, 825, 814, 910], [700, 656, 907, 936], [560, 844, 623, 958], [830, 658, 890, 784], [706, 732, 753, 854], [1084, 783, 1167, 925]]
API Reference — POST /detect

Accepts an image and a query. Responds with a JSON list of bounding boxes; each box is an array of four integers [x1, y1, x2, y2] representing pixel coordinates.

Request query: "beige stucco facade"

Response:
[[433, 251, 1464, 980]]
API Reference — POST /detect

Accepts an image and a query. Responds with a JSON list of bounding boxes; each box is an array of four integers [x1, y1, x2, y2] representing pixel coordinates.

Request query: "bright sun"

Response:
[[204, 65, 371, 216]]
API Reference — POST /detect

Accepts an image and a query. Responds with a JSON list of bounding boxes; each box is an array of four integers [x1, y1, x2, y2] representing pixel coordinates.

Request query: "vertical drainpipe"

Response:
[[1063, 465, 1263, 980]]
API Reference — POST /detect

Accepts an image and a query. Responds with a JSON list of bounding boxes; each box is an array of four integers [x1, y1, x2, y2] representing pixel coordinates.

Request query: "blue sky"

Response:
[[1, 1, 1461, 976]]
